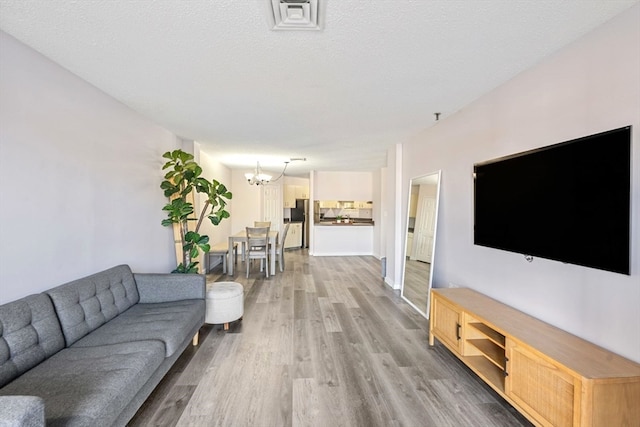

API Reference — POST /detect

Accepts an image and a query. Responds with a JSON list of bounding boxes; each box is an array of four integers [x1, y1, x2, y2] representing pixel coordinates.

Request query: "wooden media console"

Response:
[[429, 288, 640, 427]]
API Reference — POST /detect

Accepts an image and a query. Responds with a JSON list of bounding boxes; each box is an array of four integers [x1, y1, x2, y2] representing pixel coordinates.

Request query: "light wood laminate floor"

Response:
[[129, 250, 531, 427]]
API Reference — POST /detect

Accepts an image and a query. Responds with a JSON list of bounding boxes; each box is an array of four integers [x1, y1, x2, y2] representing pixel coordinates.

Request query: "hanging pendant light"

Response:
[[245, 157, 307, 185], [245, 162, 272, 185]]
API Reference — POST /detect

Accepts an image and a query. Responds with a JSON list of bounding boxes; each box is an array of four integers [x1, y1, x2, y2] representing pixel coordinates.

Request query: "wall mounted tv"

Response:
[[474, 126, 631, 275]]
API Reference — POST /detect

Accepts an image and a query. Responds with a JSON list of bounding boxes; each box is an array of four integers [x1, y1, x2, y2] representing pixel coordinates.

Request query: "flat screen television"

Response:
[[474, 126, 631, 275]]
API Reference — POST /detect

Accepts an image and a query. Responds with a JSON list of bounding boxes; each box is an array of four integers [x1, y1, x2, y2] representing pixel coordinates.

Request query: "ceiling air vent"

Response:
[[269, 0, 322, 31]]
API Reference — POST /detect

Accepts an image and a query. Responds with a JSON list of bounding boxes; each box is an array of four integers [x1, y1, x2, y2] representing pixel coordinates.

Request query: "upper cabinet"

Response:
[[283, 184, 309, 208], [283, 177, 310, 208], [318, 200, 339, 209], [283, 185, 296, 208], [314, 171, 373, 201], [295, 185, 309, 199]]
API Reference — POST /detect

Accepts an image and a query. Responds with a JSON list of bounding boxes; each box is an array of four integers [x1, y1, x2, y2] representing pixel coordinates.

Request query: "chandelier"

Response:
[[245, 162, 272, 185], [245, 157, 307, 186]]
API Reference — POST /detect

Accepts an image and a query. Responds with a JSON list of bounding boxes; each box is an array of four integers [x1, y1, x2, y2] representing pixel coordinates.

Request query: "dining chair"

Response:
[[275, 223, 291, 272], [251, 221, 271, 261], [245, 226, 270, 278]]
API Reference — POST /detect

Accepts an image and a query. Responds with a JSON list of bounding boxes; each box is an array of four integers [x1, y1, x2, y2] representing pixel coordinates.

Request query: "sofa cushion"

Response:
[[0, 341, 164, 427], [0, 294, 65, 388], [134, 272, 206, 303], [70, 299, 204, 357], [0, 395, 45, 427], [46, 265, 140, 346]]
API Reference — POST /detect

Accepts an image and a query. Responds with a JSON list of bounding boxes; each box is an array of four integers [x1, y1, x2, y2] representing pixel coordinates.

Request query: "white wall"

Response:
[[0, 31, 179, 303], [314, 171, 373, 200], [195, 147, 233, 247], [371, 168, 383, 258], [393, 7, 640, 362], [384, 144, 403, 289], [378, 166, 388, 263], [283, 176, 309, 188], [229, 169, 264, 234], [191, 146, 233, 271]]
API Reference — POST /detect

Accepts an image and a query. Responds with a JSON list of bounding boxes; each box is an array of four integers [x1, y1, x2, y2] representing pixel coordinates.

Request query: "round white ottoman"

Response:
[[205, 281, 244, 330]]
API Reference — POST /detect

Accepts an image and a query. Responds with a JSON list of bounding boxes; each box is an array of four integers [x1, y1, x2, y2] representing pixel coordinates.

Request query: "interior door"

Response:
[[412, 186, 437, 262], [262, 184, 282, 233]]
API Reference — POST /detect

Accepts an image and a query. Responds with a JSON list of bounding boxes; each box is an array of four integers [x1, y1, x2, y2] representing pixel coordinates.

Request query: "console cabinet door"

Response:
[[506, 340, 579, 427], [430, 296, 463, 354]]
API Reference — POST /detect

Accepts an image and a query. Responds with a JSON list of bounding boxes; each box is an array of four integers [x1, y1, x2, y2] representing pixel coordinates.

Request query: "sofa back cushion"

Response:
[[0, 294, 65, 388], [46, 265, 140, 346]]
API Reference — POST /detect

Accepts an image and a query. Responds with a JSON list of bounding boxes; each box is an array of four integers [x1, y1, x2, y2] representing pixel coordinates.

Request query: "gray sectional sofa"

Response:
[[0, 265, 205, 427]]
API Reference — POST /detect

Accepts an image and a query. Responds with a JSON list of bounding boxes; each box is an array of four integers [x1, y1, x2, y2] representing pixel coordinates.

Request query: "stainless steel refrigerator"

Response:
[[291, 199, 309, 248]]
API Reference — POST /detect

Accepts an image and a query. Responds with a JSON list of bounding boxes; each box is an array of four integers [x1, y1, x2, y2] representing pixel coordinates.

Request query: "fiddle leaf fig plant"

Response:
[[160, 149, 232, 273]]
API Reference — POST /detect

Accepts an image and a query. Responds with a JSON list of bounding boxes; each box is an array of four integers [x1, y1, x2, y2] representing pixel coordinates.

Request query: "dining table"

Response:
[[227, 229, 279, 276]]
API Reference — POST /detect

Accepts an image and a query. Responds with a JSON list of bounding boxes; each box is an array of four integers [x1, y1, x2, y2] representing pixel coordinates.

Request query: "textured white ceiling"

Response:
[[1, 0, 637, 176]]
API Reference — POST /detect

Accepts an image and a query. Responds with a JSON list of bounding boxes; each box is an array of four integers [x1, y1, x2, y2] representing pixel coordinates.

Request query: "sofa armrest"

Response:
[[133, 273, 205, 303], [0, 396, 45, 427]]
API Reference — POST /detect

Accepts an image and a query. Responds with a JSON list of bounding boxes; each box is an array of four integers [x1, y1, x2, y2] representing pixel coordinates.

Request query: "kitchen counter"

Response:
[[316, 221, 374, 226], [313, 223, 373, 256]]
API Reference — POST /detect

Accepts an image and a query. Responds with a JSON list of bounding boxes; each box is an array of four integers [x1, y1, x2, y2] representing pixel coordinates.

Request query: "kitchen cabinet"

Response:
[[284, 222, 302, 248], [429, 288, 640, 427], [283, 185, 296, 208], [313, 224, 373, 256], [318, 200, 338, 209], [284, 185, 309, 207], [356, 201, 373, 209], [295, 185, 309, 199]]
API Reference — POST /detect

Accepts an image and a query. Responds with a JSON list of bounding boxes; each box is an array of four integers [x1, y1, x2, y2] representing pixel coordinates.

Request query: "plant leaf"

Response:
[[190, 247, 199, 258]]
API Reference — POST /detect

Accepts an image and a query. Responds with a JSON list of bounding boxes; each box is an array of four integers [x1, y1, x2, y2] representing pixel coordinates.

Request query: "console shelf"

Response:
[[429, 288, 640, 427], [468, 322, 505, 348], [467, 338, 505, 370]]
